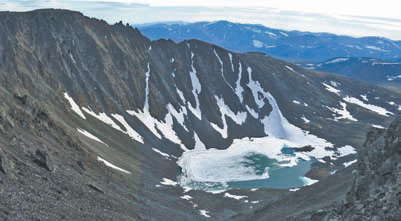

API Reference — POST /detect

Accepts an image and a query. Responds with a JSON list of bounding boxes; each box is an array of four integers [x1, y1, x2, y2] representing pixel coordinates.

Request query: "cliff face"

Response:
[[304, 116, 401, 221], [342, 116, 401, 220]]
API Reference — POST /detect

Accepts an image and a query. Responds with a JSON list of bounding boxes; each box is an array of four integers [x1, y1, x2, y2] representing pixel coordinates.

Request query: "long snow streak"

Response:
[[77, 129, 106, 145], [128, 63, 162, 140], [97, 156, 131, 174], [246, 67, 265, 108], [343, 96, 393, 116], [235, 62, 244, 103], [187, 52, 202, 120], [127, 63, 185, 145], [214, 49, 235, 92], [82, 107, 130, 133], [228, 53, 234, 72]]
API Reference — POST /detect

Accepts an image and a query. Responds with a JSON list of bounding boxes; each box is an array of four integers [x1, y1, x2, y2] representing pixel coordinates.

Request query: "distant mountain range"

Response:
[[137, 21, 401, 62], [300, 57, 401, 84]]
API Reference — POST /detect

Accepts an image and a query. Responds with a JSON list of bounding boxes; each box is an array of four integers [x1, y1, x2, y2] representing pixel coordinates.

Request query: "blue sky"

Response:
[[3, 0, 401, 40]]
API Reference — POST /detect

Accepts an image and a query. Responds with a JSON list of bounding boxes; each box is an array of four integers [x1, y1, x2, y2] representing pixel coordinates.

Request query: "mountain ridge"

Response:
[[138, 20, 401, 62]]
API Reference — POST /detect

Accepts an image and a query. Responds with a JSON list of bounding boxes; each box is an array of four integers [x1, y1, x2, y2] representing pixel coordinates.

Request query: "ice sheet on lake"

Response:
[[178, 68, 338, 189]]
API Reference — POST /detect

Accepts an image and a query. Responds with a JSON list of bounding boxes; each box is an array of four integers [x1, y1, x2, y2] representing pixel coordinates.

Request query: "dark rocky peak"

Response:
[[304, 116, 401, 220]]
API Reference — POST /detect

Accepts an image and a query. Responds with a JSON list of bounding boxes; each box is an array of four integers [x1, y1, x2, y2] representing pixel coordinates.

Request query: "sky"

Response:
[[2, 0, 401, 40]]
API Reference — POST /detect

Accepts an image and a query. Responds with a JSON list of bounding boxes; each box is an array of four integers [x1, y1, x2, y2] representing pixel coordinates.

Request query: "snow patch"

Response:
[[343, 96, 393, 116], [235, 62, 244, 103], [387, 75, 401, 81], [365, 45, 388, 52], [372, 124, 385, 129], [180, 195, 192, 200], [327, 102, 357, 121], [301, 116, 310, 123], [324, 58, 349, 64], [187, 52, 202, 120], [344, 159, 357, 168], [152, 148, 171, 158], [97, 156, 131, 174], [193, 131, 206, 151], [301, 177, 318, 186], [64, 93, 86, 119], [322, 83, 340, 96], [361, 94, 368, 101], [161, 178, 178, 186], [77, 129, 106, 145], [214, 50, 235, 92], [127, 63, 184, 145], [224, 193, 248, 200], [253, 39, 264, 48], [228, 53, 234, 72], [82, 107, 123, 131], [199, 210, 211, 218], [111, 114, 144, 143], [211, 96, 247, 138], [336, 145, 357, 157], [285, 65, 296, 72]]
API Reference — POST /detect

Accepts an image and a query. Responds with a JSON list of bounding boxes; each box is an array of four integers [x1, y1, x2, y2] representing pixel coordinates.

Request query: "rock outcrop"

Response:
[[304, 116, 401, 220]]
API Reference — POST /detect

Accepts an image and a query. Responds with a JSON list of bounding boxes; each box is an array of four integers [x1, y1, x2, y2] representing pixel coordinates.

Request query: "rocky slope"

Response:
[[288, 116, 401, 221], [0, 9, 401, 220], [138, 21, 401, 62]]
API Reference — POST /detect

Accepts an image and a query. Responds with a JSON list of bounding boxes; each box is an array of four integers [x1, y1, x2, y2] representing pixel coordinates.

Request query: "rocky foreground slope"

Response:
[[316, 116, 401, 220], [0, 9, 401, 220]]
